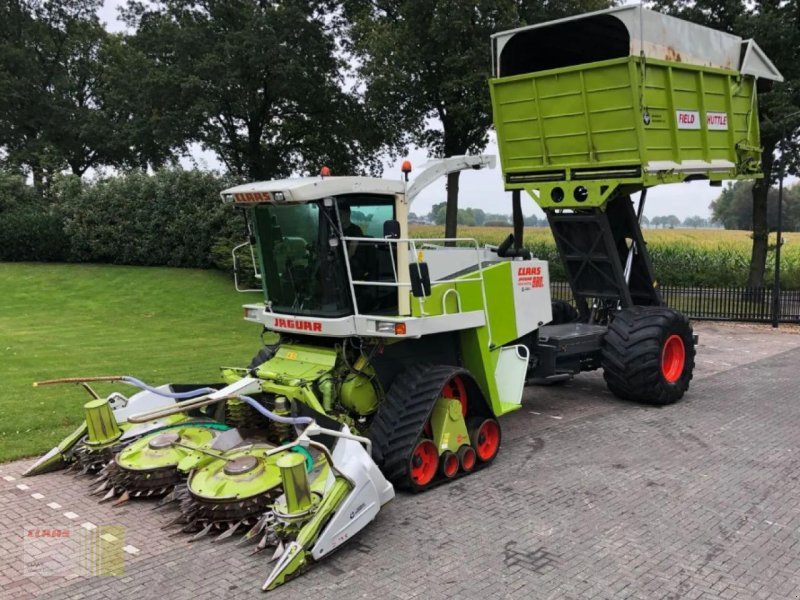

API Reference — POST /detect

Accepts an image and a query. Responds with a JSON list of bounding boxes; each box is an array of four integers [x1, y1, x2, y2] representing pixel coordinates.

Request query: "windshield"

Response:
[[253, 202, 352, 317]]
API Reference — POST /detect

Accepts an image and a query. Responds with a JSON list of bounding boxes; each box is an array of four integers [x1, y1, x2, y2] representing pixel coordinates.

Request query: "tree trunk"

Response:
[[246, 122, 264, 180], [444, 170, 460, 246], [31, 163, 44, 194], [746, 148, 774, 289]]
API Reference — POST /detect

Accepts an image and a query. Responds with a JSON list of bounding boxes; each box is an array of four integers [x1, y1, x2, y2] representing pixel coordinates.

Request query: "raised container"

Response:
[[489, 5, 783, 209]]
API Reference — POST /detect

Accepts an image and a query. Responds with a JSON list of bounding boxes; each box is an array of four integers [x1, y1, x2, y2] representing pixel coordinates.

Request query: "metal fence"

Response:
[[550, 281, 800, 324]]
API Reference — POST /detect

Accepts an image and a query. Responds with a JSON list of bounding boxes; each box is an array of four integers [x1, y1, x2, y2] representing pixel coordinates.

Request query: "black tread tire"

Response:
[[601, 306, 695, 406], [368, 364, 486, 490], [248, 345, 277, 370], [550, 299, 579, 325]]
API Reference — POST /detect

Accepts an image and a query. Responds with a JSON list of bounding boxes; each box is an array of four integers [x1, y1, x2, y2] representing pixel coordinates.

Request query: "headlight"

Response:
[[243, 307, 261, 320], [377, 321, 407, 335], [273, 192, 286, 202], [221, 193, 234, 204]]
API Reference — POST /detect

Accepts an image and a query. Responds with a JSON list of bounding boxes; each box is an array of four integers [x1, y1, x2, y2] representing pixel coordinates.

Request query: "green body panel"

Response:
[[339, 371, 379, 415], [256, 343, 338, 414], [490, 56, 762, 208], [410, 261, 523, 418], [430, 398, 470, 453], [256, 344, 337, 383]]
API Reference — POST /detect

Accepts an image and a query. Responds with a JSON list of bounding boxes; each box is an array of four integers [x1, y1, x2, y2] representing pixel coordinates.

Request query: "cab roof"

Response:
[[221, 176, 405, 205]]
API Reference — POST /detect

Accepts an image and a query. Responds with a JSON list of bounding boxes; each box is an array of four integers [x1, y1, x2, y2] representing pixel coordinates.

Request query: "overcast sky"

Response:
[[96, 1, 795, 221]]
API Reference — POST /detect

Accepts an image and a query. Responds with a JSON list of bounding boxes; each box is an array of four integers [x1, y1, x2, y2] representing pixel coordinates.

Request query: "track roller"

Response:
[[439, 451, 459, 479], [457, 446, 476, 472], [370, 364, 498, 491], [469, 418, 501, 463]]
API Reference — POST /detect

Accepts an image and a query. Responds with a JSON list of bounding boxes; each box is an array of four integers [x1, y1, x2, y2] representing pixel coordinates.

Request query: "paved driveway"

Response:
[[2, 322, 800, 600]]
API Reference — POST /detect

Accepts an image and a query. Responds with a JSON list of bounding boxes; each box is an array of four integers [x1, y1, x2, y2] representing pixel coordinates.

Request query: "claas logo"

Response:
[[234, 192, 271, 203], [518, 267, 541, 276]]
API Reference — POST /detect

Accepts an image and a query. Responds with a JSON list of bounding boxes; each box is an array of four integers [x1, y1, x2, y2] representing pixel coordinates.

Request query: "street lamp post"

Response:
[[771, 110, 800, 328], [772, 149, 784, 328]]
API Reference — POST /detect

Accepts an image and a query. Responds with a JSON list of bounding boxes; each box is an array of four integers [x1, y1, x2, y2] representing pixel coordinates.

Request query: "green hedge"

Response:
[[0, 172, 70, 261], [58, 170, 243, 269]]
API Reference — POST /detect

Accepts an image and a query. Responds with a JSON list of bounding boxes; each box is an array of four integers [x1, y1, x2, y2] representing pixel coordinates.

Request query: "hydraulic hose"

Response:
[[120, 376, 217, 399], [238, 395, 313, 426]]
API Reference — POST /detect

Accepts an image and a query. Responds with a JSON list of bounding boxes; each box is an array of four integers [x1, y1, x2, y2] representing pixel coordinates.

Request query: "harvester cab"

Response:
[[221, 154, 550, 488], [25, 5, 783, 594]]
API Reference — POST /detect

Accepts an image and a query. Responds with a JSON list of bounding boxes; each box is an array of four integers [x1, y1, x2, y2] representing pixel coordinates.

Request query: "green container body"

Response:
[[490, 56, 762, 208]]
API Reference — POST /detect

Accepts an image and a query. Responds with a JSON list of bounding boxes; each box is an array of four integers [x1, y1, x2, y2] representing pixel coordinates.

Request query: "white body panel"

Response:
[[112, 386, 177, 422], [244, 306, 486, 339], [311, 432, 394, 560], [420, 246, 499, 281], [222, 177, 404, 204], [492, 5, 783, 81], [511, 259, 552, 338], [494, 345, 529, 406]]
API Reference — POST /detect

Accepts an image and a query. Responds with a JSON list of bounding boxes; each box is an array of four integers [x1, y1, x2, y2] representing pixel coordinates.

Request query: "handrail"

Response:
[[441, 288, 462, 315], [231, 242, 262, 293], [340, 235, 493, 347]]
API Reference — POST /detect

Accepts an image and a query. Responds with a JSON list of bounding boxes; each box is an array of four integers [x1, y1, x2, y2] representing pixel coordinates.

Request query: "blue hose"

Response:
[[120, 376, 313, 426], [239, 395, 313, 426], [120, 376, 217, 399]]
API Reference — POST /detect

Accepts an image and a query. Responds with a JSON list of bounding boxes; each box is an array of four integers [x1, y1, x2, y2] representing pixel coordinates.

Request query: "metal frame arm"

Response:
[[405, 155, 496, 204]]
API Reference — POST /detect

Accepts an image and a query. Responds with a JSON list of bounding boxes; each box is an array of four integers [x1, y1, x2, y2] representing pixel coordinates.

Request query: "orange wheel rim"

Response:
[[661, 335, 686, 383], [410, 440, 438, 486], [475, 420, 500, 462]]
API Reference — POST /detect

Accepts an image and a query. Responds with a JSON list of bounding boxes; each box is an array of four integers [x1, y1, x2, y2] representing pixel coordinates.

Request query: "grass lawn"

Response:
[[0, 263, 262, 463]]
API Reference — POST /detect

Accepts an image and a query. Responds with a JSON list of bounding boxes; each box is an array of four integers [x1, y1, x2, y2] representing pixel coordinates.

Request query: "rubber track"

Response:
[[368, 364, 469, 489], [601, 306, 695, 405]]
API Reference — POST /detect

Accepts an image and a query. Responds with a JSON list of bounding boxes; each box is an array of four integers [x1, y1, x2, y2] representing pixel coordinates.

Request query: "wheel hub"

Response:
[[661, 334, 686, 383], [148, 432, 180, 449], [224, 455, 259, 475]]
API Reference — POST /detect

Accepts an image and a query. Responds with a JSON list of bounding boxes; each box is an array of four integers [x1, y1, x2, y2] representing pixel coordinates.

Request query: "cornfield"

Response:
[[409, 226, 800, 290]]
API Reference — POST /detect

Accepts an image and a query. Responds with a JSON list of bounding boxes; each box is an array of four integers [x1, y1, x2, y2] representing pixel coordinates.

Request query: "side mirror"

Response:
[[409, 262, 431, 297], [383, 219, 401, 239]]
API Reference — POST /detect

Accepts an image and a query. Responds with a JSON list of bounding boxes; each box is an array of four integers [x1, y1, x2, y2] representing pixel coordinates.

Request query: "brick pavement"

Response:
[[2, 323, 800, 599]]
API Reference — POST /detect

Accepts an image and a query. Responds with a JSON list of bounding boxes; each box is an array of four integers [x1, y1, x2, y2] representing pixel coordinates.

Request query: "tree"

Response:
[[0, 0, 114, 186], [683, 215, 709, 228], [121, 0, 392, 181], [711, 180, 800, 231], [345, 0, 614, 243], [650, 0, 800, 287], [640, 215, 650, 228]]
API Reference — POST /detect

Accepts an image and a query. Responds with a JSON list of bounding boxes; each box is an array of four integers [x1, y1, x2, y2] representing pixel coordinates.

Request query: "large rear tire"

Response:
[[601, 306, 695, 405]]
